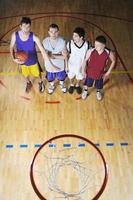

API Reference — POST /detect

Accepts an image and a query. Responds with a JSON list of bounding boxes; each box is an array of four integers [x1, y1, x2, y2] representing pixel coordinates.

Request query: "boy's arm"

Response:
[[10, 32, 24, 64], [64, 49, 68, 73], [33, 35, 60, 70], [10, 32, 16, 60], [81, 49, 92, 75], [62, 43, 68, 72], [65, 41, 71, 73], [103, 51, 116, 81], [52, 42, 68, 60], [34, 35, 51, 61]]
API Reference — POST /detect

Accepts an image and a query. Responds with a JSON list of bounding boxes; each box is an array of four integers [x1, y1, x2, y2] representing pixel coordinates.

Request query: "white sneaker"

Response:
[[48, 85, 55, 94], [81, 90, 88, 100], [60, 84, 67, 93], [96, 91, 103, 101]]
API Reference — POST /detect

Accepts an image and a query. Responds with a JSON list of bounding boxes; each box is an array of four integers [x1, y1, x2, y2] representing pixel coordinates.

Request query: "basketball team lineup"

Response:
[[9, 16, 115, 101], [0, 0, 133, 200]]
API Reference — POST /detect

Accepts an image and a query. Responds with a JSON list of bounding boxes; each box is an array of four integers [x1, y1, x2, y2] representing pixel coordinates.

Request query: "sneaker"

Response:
[[60, 84, 67, 93], [48, 85, 55, 94], [96, 91, 103, 101], [75, 86, 82, 94], [81, 90, 88, 100], [25, 81, 32, 93], [68, 85, 75, 94], [38, 81, 45, 93]]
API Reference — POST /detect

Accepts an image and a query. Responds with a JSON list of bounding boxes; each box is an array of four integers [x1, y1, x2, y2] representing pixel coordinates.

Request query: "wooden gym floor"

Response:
[[0, 0, 133, 199]]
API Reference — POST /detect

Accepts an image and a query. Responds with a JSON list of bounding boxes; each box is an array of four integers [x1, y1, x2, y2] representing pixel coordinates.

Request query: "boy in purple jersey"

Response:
[[10, 17, 54, 93]]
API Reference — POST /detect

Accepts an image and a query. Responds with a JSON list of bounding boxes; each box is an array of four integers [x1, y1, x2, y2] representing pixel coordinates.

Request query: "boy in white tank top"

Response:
[[67, 27, 90, 94], [43, 24, 67, 94]]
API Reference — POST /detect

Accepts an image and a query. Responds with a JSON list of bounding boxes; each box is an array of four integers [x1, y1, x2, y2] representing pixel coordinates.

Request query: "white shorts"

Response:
[[68, 71, 83, 80]]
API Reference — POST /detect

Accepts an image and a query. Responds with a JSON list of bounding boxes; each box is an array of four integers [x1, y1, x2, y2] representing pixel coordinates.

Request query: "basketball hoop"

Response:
[[30, 134, 108, 200]]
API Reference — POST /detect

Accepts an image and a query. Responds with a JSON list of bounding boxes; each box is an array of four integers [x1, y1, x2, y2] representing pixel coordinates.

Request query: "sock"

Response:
[[59, 81, 64, 85], [50, 82, 54, 86], [96, 89, 101, 92], [75, 84, 80, 87], [70, 83, 74, 87], [38, 81, 43, 84]]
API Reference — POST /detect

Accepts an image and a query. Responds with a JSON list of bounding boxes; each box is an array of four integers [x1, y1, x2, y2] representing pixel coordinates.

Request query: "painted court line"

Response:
[[49, 144, 56, 148], [20, 96, 31, 101], [76, 97, 81, 100], [106, 143, 114, 146], [6, 144, 14, 148], [4, 142, 129, 149], [95, 143, 100, 147], [63, 144, 71, 147], [78, 143, 85, 147], [45, 101, 61, 104], [120, 143, 128, 146], [0, 80, 7, 88], [34, 144, 42, 148], [20, 144, 28, 148], [1, 70, 133, 76]]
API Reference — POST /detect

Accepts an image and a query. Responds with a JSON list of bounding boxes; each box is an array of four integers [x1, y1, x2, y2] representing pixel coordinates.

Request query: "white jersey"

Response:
[[67, 40, 89, 73], [43, 37, 65, 72]]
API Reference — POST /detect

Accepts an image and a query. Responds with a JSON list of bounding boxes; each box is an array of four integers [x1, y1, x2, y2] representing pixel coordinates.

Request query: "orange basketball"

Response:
[[15, 51, 28, 62]]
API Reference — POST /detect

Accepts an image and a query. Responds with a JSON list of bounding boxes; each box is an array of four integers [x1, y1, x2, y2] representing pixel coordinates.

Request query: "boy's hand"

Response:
[[47, 51, 55, 59], [81, 70, 86, 79], [13, 58, 25, 65], [50, 65, 61, 72], [65, 68, 69, 74], [103, 71, 110, 82]]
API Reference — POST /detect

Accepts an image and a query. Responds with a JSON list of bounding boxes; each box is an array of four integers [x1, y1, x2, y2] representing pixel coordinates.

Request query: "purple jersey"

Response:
[[15, 32, 37, 66]]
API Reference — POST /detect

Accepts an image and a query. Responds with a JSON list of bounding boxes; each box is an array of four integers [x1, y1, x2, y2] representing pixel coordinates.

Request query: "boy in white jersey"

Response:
[[43, 24, 67, 94], [67, 27, 90, 94]]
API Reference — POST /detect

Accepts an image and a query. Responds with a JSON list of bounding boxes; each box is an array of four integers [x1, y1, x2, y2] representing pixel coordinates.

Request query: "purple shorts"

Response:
[[46, 70, 66, 82]]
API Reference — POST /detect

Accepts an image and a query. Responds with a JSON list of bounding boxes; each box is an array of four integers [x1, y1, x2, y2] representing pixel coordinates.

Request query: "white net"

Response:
[[31, 136, 108, 200]]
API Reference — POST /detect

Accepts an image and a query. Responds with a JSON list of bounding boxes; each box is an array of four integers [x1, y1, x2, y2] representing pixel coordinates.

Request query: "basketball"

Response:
[[15, 51, 28, 62]]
